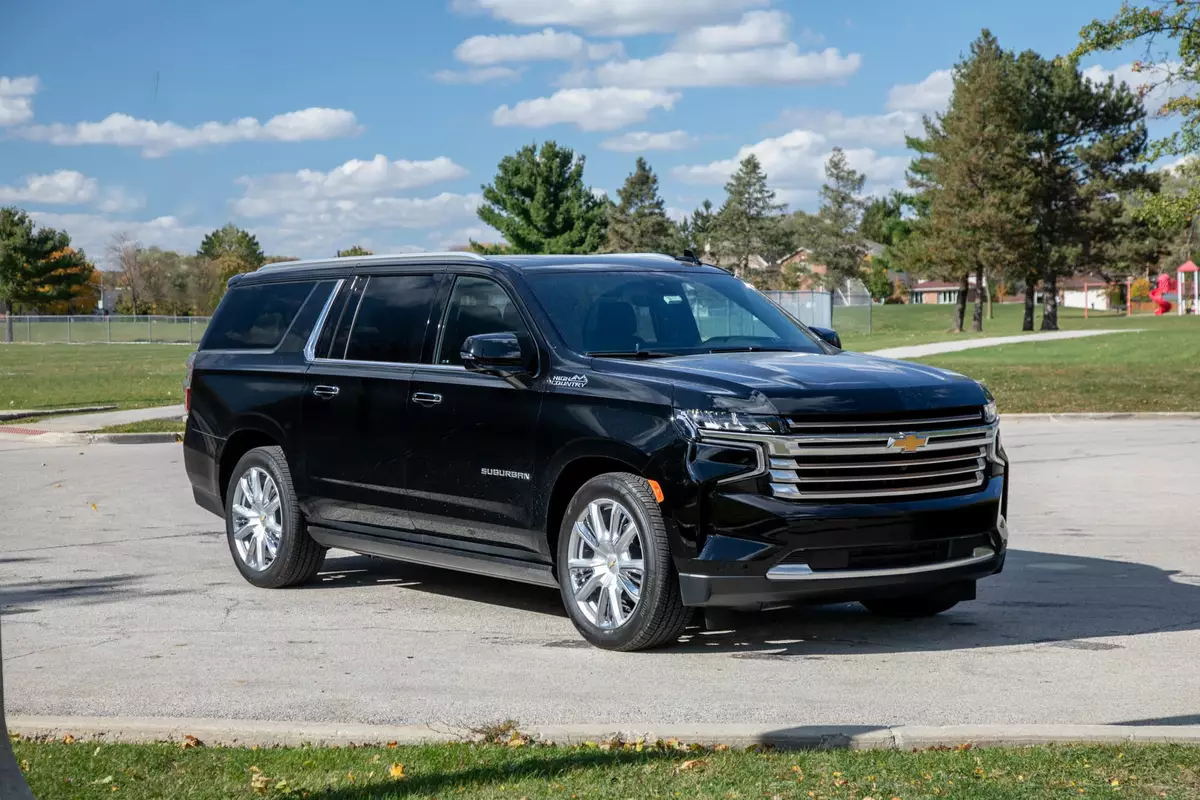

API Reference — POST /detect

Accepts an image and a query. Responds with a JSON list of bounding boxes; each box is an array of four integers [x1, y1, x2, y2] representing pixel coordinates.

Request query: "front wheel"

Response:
[[557, 473, 689, 651], [224, 446, 326, 589]]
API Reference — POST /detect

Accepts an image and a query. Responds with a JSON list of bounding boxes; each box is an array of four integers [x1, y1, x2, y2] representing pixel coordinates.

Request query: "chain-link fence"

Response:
[[762, 290, 833, 329], [1, 315, 210, 344], [831, 281, 873, 335]]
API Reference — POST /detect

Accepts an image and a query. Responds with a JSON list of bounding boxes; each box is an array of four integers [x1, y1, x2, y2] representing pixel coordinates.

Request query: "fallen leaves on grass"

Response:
[[249, 772, 270, 794], [675, 759, 708, 774], [181, 734, 203, 749], [389, 763, 406, 780], [62, 734, 76, 744]]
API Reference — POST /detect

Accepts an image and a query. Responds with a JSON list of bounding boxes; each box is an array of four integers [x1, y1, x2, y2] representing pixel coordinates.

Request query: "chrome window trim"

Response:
[[764, 547, 996, 581], [311, 357, 468, 372], [303, 279, 345, 362]]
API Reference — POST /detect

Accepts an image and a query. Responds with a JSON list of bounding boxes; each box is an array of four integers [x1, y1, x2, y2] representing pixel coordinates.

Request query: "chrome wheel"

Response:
[[567, 499, 644, 630], [230, 466, 282, 572]]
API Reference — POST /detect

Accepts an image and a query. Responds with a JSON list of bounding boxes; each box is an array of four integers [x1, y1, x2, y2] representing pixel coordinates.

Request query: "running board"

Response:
[[308, 525, 559, 588]]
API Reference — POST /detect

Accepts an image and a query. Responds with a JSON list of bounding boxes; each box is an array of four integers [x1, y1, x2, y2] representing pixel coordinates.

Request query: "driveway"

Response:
[[2, 419, 1199, 729]]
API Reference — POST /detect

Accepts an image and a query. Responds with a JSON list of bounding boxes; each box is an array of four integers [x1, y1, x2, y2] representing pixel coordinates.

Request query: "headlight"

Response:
[[983, 400, 998, 423], [676, 409, 785, 437]]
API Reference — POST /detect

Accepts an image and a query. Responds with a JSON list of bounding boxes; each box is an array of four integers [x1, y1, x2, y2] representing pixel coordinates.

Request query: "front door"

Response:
[[300, 271, 440, 533], [404, 275, 543, 557]]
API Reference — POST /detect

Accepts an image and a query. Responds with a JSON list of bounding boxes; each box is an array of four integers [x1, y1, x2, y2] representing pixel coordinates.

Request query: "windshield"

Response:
[[523, 270, 825, 357]]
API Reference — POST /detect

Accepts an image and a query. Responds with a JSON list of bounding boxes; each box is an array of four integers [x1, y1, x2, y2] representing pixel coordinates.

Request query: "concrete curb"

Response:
[[9, 717, 1200, 751], [0, 405, 117, 422], [31, 431, 182, 445]]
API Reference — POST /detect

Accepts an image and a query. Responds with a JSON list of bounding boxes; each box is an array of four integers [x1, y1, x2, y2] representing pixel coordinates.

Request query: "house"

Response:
[[1059, 273, 1116, 310], [910, 277, 983, 305]]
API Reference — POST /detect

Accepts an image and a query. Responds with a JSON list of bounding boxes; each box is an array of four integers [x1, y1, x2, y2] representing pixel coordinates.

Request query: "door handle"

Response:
[[312, 385, 340, 399], [412, 392, 442, 407]]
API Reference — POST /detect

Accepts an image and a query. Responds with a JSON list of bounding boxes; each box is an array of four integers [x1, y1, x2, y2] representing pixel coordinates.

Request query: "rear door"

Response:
[[299, 271, 442, 533], [404, 273, 544, 556]]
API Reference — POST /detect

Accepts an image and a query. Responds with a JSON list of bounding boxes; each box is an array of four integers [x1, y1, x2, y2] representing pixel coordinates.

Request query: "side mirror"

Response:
[[810, 326, 842, 349], [461, 332, 531, 378]]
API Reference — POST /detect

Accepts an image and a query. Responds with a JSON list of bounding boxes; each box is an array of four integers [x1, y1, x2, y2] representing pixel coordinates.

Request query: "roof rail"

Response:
[[256, 251, 488, 273]]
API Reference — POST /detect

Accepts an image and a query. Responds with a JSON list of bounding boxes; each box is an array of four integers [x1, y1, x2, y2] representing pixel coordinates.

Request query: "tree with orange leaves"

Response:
[[1, 207, 95, 340]]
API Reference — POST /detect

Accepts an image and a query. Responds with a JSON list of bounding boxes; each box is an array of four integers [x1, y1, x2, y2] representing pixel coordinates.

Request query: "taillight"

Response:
[[185, 352, 196, 414]]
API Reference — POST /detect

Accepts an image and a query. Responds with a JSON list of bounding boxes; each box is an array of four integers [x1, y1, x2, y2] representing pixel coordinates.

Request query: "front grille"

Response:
[[767, 407, 995, 502]]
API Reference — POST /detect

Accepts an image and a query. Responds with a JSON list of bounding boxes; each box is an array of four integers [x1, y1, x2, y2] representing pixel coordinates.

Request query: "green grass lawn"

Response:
[[0, 344, 190, 411], [918, 327, 1200, 413], [90, 417, 187, 434], [839, 303, 1188, 352], [13, 739, 1200, 799]]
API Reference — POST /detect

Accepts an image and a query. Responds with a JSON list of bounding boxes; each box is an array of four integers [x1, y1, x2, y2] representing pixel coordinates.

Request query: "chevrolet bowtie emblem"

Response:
[[888, 433, 929, 453]]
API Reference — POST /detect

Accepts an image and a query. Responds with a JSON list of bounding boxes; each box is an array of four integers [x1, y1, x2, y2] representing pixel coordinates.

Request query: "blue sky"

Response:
[[0, 0, 1157, 265]]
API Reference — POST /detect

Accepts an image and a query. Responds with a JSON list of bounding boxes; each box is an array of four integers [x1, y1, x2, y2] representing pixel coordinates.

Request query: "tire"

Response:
[[861, 592, 962, 618], [224, 446, 326, 589], [556, 472, 689, 651]]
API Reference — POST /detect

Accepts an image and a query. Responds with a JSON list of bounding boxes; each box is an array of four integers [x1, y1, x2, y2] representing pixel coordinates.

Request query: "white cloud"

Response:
[[774, 109, 923, 147], [675, 10, 790, 53], [589, 45, 861, 89], [0, 169, 145, 213], [493, 87, 680, 131], [0, 170, 98, 205], [1082, 61, 1189, 115], [233, 154, 469, 217], [454, 28, 623, 65], [600, 130, 696, 152], [665, 206, 689, 223], [16, 107, 362, 157], [28, 212, 212, 265], [453, 0, 768, 35], [0, 75, 38, 126], [433, 66, 523, 84], [429, 223, 505, 249], [672, 129, 908, 206], [886, 69, 952, 112]]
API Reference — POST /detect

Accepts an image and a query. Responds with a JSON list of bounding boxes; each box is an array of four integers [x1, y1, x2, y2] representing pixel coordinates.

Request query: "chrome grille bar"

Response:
[[770, 460, 986, 484], [787, 412, 983, 430], [771, 475, 985, 500]]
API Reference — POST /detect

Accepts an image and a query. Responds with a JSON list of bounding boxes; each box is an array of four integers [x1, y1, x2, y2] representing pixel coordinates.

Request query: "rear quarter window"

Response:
[[201, 281, 317, 351]]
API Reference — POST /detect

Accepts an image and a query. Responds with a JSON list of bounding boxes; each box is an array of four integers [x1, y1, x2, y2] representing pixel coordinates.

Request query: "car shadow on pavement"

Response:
[[665, 549, 1200, 656], [311, 554, 567, 617], [310, 549, 1200, 656]]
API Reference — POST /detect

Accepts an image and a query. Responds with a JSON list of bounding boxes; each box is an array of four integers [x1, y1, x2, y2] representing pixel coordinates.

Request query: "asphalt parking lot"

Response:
[[2, 417, 1199, 730]]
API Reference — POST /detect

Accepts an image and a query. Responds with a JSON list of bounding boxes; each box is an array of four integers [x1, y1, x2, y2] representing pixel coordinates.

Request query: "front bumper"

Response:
[[673, 477, 1009, 608]]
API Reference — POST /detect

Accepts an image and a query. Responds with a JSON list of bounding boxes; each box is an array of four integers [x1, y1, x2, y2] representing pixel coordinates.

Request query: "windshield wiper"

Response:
[[586, 350, 678, 360], [707, 346, 795, 354]]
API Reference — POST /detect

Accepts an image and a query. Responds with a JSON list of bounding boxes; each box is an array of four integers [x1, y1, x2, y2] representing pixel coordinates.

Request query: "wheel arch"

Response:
[[218, 424, 286, 506], [541, 442, 653, 567]]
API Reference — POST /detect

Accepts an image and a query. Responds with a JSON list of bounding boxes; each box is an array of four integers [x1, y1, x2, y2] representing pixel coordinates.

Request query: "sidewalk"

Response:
[[0, 405, 184, 435], [866, 328, 1140, 360]]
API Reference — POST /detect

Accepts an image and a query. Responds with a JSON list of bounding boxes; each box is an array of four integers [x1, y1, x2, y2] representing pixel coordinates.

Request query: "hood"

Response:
[[600, 350, 987, 417]]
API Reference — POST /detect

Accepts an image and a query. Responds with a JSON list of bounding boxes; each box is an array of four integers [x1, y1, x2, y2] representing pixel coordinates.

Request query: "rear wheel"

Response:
[[557, 473, 689, 651], [225, 446, 326, 589]]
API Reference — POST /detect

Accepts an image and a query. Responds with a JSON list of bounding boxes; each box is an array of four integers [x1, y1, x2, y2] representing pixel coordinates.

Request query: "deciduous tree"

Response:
[[198, 224, 265, 271], [474, 141, 607, 254], [1, 207, 94, 340], [336, 245, 373, 257]]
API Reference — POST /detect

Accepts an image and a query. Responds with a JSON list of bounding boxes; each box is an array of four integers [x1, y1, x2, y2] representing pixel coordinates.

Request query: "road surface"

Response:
[[2, 418, 1199, 730]]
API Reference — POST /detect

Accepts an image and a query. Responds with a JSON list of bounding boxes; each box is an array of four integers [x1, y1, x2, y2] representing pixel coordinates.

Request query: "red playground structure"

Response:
[[1150, 273, 1177, 315]]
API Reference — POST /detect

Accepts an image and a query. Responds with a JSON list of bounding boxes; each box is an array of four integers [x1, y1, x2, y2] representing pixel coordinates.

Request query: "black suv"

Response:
[[184, 253, 1008, 651]]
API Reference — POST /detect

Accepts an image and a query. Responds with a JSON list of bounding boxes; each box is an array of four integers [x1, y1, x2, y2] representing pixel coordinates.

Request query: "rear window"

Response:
[[202, 281, 316, 350]]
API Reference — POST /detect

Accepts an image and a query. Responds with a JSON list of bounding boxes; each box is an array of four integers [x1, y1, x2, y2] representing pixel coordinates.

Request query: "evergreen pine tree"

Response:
[[715, 155, 786, 277], [475, 141, 606, 254], [606, 158, 674, 253]]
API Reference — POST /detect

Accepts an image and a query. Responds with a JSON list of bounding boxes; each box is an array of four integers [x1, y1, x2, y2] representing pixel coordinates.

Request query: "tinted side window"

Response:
[[436, 276, 528, 366], [344, 275, 437, 364], [202, 281, 316, 350]]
